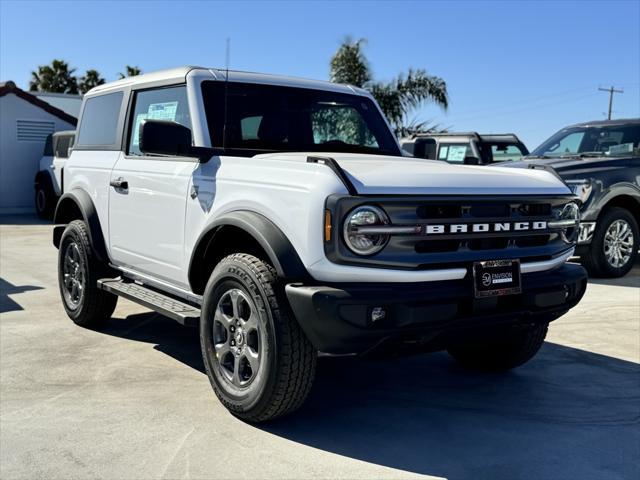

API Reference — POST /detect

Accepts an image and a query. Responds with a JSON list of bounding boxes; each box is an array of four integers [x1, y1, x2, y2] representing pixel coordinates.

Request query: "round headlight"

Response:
[[551, 202, 580, 243], [343, 205, 390, 255]]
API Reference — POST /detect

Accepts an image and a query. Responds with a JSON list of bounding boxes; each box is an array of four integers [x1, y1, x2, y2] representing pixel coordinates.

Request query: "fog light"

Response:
[[370, 306, 387, 323]]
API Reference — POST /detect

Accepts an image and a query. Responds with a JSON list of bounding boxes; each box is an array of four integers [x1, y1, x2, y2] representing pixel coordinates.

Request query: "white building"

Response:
[[34, 91, 83, 117], [0, 81, 77, 214]]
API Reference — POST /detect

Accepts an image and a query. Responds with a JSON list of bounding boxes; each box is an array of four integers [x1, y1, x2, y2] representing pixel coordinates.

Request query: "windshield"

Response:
[[530, 124, 640, 158], [201, 81, 400, 157]]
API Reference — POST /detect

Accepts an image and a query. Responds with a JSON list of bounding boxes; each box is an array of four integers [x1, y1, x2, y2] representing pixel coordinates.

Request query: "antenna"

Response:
[[222, 37, 230, 150]]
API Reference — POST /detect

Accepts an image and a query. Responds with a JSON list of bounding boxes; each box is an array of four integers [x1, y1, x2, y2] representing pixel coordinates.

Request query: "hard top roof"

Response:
[[87, 66, 368, 97]]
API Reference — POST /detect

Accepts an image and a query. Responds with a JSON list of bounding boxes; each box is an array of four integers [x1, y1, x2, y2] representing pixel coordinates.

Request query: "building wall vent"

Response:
[[17, 120, 55, 142]]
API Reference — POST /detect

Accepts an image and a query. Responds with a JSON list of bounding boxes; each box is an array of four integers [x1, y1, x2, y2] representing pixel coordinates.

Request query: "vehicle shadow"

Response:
[[0, 278, 44, 313], [101, 312, 639, 480]]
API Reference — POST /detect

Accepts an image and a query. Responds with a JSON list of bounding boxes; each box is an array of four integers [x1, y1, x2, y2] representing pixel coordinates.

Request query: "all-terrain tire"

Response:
[[200, 253, 316, 422], [58, 220, 117, 328], [447, 323, 548, 372], [581, 207, 639, 278]]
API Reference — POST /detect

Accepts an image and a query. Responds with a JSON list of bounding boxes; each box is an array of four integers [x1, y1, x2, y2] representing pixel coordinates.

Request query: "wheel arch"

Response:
[[598, 194, 640, 224], [52, 189, 109, 263], [188, 211, 309, 295]]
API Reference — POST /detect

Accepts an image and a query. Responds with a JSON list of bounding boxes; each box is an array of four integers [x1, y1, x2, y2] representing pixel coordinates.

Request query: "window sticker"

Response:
[[439, 146, 449, 159], [447, 145, 467, 162], [132, 101, 179, 146], [608, 142, 633, 155]]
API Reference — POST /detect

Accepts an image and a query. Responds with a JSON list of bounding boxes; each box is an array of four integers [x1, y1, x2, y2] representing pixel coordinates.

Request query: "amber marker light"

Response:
[[324, 210, 332, 242]]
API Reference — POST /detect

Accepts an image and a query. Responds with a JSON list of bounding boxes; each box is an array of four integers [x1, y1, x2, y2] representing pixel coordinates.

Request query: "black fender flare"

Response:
[[53, 189, 109, 263], [188, 210, 309, 291]]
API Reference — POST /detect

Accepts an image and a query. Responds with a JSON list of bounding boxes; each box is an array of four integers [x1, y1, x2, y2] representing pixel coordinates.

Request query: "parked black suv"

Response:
[[507, 119, 640, 278]]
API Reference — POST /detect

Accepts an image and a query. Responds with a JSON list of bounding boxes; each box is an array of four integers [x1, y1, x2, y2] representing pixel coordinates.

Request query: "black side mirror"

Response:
[[139, 120, 216, 162], [464, 156, 480, 165]]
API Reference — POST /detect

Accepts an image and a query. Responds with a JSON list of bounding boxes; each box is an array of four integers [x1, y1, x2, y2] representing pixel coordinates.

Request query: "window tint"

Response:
[[54, 135, 72, 158], [414, 138, 437, 159], [201, 81, 400, 157], [532, 125, 640, 157], [490, 144, 526, 162], [128, 85, 191, 155], [77, 92, 123, 146], [438, 143, 472, 163]]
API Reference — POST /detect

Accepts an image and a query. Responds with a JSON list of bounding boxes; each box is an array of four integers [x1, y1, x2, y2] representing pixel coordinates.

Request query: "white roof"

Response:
[[88, 66, 370, 97]]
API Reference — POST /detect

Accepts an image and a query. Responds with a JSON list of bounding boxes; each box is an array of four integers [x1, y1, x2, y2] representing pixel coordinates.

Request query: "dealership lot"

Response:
[[1, 216, 638, 480]]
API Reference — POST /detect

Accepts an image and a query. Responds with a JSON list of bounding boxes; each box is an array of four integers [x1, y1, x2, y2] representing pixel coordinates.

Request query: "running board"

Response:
[[97, 279, 200, 327]]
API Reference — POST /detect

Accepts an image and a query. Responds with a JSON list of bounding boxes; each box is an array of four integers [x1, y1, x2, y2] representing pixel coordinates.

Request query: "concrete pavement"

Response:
[[1, 216, 638, 480]]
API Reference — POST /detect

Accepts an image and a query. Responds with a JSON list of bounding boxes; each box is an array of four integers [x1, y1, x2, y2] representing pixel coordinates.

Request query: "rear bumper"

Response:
[[285, 263, 587, 354]]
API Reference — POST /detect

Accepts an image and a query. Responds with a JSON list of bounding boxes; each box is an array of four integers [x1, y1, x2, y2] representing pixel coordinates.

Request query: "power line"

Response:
[[598, 86, 623, 120]]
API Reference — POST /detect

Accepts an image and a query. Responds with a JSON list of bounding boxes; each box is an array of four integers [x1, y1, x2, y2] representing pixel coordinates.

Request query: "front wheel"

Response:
[[200, 254, 316, 422], [581, 207, 639, 278], [447, 323, 548, 372]]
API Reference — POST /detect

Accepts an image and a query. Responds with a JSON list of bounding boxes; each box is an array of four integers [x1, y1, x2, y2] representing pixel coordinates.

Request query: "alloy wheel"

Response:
[[212, 288, 263, 388], [62, 242, 85, 308], [603, 219, 634, 268]]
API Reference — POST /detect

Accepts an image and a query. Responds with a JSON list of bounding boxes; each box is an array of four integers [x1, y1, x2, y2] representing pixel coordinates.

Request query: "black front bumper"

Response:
[[285, 263, 587, 354]]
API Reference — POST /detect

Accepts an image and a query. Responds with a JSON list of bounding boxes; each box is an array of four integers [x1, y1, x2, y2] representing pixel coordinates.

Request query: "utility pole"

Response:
[[598, 86, 623, 120]]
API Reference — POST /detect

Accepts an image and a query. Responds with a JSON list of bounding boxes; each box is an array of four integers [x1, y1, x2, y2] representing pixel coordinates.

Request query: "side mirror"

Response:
[[464, 156, 480, 165], [139, 120, 216, 162]]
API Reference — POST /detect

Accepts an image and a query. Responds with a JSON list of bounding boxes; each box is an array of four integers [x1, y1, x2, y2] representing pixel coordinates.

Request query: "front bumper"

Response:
[[578, 222, 596, 244], [285, 263, 587, 354]]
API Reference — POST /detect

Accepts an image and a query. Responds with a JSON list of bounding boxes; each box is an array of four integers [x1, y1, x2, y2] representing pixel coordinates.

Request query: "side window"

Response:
[[127, 85, 191, 156], [414, 138, 437, 159], [438, 143, 472, 163], [54, 135, 73, 158], [491, 144, 526, 162], [77, 92, 123, 146]]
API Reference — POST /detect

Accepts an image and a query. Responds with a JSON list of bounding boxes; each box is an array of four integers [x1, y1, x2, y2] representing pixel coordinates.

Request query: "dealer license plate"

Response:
[[473, 259, 522, 298]]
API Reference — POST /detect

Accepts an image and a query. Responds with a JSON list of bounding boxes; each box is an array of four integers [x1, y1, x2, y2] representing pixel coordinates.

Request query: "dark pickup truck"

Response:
[[505, 118, 640, 278]]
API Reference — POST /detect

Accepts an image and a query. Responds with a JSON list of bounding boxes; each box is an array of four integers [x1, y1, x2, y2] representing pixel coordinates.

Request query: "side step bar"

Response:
[[98, 279, 200, 327]]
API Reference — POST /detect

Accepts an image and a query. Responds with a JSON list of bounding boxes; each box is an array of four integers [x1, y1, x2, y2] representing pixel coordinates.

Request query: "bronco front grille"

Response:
[[325, 195, 575, 270]]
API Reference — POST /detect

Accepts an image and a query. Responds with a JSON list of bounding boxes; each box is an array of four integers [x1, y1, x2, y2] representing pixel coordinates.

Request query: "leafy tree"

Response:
[[330, 38, 448, 136], [29, 59, 78, 94], [118, 65, 142, 79], [78, 69, 106, 93]]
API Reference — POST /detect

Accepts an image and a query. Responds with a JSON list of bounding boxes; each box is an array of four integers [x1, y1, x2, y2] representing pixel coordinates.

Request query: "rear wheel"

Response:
[[35, 180, 55, 219], [58, 220, 117, 328], [447, 323, 548, 372], [200, 253, 316, 422], [582, 207, 638, 278]]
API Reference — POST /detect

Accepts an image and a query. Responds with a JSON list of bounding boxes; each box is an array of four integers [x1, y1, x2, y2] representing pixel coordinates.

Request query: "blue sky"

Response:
[[1, 0, 638, 148]]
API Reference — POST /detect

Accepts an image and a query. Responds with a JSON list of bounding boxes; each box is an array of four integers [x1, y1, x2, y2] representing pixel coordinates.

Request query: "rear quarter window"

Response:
[[77, 91, 123, 147]]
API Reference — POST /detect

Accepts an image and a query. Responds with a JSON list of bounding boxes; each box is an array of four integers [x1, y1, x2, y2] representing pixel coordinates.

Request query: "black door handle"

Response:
[[110, 177, 128, 190]]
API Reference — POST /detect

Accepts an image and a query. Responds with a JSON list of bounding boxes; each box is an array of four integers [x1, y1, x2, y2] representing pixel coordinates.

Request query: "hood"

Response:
[[256, 152, 571, 195], [504, 155, 639, 175]]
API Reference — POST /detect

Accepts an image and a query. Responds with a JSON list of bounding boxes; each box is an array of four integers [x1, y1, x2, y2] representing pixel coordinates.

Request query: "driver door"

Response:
[[108, 85, 196, 289]]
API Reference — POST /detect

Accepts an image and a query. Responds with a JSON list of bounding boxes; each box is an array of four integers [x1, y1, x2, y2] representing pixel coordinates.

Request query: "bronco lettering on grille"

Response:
[[424, 221, 547, 235]]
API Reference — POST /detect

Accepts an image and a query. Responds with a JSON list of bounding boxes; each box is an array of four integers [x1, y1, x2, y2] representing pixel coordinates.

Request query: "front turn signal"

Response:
[[324, 210, 332, 242]]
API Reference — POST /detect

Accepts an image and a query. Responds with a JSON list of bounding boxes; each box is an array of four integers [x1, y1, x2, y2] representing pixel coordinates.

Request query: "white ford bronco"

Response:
[[53, 67, 587, 422]]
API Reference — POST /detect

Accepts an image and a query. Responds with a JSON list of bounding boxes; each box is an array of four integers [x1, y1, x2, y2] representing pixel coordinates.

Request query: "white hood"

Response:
[[257, 153, 571, 195]]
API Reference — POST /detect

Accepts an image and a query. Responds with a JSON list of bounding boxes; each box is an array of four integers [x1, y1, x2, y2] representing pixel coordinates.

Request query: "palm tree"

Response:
[[29, 59, 78, 94], [330, 38, 448, 135], [118, 65, 142, 79], [78, 69, 106, 93]]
